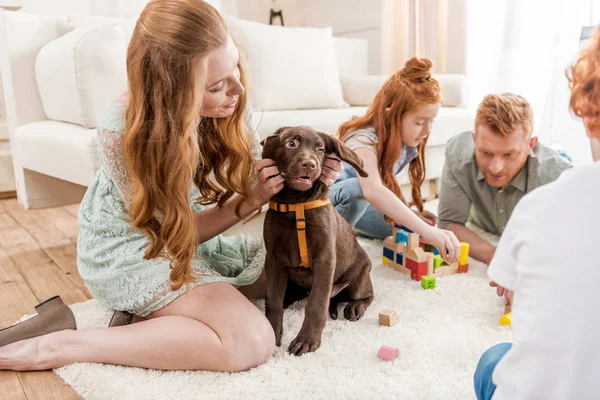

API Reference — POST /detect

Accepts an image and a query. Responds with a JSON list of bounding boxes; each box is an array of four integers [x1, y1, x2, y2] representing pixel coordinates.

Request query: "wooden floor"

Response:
[[0, 198, 86, 400]]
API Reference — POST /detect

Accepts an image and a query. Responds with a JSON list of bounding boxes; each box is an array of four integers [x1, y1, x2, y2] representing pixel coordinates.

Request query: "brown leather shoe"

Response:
[[108, 310, 132, 327], [0, 295, 77, 348]]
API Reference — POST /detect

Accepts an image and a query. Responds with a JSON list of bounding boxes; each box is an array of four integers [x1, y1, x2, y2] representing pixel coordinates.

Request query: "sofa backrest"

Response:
[[0, 10, 370, 132], [0, 11, 71, 131]]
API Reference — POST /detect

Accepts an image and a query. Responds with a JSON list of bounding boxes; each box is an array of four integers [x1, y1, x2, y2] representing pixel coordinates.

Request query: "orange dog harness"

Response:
[[268, 199, 331, 268]]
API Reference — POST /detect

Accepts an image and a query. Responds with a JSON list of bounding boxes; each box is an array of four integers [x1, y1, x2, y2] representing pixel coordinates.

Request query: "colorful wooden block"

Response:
[[382, 256, 388, 265], [396, 231, 408, 244], [499, 312, 512, 327], [457, 264, 469, 273], [384, 236, 395, 248], [407, 258, 428, 281], [433, 247, 439, 255], [383, 247, 394, 260], [398, 224, 414, 233], [459, 242, 470, 265], [378, 309, 397, 326], [426, 253, 434, 275], [421, 275, 436, 290], [433, 254, 443, 268], [407, 247, 427, 262], [407, 233, 420, 251], [395, 252, 404, 265], [377, 345, 399, 361]]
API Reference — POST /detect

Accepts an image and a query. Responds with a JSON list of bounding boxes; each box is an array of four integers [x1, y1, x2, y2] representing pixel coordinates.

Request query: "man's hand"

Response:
[[489, 281, 513, 304], [319, 153, 343, 185], [416, 210, 438, 226]]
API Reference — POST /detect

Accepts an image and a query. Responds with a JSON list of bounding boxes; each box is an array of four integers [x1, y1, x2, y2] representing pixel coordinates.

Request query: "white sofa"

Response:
[[0, 11, 475, 209]]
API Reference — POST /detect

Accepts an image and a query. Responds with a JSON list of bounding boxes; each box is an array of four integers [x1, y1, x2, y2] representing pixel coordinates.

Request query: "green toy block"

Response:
[[421, 275, 436, 290], [433, 254, 443, 268]]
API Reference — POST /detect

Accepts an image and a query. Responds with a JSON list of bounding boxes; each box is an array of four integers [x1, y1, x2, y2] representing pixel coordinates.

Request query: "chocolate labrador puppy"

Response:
[[261, 126, 374, 356]]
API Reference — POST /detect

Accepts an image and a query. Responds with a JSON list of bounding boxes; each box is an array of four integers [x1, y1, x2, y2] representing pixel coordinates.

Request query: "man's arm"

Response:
[[438, 161, 496, 265]]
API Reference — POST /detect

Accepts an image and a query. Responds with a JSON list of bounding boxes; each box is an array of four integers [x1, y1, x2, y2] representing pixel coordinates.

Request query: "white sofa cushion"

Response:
[[226, 17, 345, 112], [252, 106, 474, 147], [35, 24, 127, 128], [340, 74, 468, 108], [13, 121, 98, 186]]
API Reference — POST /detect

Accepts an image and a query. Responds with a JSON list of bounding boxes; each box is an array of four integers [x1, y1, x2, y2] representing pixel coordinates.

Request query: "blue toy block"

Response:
[[433, 247, 439, 255], [395, 252, 403, 265], [399, 225, 414, 233], [396, 232, 408, 244], [383, 247, 394, 260]]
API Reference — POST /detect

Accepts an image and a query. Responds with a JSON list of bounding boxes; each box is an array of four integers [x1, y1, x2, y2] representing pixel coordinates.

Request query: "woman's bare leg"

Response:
[[0, 282, 275, 372]]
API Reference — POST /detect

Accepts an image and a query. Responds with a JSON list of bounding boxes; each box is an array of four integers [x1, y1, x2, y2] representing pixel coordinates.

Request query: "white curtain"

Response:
[[381, 0, 468, 75], [467, 0, 588, 162]]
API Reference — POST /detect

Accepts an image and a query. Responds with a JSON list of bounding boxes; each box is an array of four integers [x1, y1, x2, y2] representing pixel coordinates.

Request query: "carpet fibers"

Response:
[[39, 231, 511, 400]]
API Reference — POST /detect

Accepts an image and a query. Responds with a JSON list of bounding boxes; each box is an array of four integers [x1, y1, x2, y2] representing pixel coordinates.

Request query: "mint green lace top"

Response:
[[77, 104, 264, 317]]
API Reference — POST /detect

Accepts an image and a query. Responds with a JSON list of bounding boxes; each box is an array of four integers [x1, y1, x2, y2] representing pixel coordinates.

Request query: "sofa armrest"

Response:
[[340, 74, 468, 108]]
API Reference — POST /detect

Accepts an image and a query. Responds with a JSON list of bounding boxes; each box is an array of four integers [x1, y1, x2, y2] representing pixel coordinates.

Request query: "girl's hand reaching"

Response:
[[422, 226, 461, 263], [252, 159, 285, 205]]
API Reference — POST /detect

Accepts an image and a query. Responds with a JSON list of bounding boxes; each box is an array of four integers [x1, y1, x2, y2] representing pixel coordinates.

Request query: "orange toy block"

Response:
[[378, 309, 398, 327], [457, 264, 469, 273]]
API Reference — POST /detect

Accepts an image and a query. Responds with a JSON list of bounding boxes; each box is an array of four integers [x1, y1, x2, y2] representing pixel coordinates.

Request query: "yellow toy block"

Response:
[[382, 256, 388, 265], [499, 312, 512, 326], [459, 242, 470, 265]]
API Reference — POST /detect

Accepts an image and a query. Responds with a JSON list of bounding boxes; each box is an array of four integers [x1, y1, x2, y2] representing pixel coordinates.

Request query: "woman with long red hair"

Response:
[[0, 0, 342, 372], [330, 57, 460, 261]]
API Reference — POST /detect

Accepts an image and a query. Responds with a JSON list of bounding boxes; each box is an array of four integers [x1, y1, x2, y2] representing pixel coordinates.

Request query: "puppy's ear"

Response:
[[260, 126, 290, 146], [319, 132, 368, 177]]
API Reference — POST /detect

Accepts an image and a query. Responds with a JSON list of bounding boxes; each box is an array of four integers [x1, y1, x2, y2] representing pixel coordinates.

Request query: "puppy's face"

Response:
[[261, 126, 368, 192]]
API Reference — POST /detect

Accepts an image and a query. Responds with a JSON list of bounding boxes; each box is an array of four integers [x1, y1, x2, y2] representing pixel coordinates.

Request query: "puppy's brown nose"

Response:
[[301, 158, 316, 170]]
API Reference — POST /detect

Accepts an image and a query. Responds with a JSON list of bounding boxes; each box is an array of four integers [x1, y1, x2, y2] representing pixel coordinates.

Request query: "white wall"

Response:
[[236, 0, 467, 75]]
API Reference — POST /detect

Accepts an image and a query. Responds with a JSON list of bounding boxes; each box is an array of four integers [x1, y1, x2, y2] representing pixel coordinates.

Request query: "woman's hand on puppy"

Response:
[[252, 159, 285, 205], [320, 153, 343, 185]]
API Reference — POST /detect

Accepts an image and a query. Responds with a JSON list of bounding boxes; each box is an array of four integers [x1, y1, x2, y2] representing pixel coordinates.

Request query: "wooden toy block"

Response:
[[433, 254, 443, 268], [387, 260, 411, 274], [383, 247, 394, 260], [499, 312, 512, 326], [433, 265, 459, 276], [378, 309, 397, 326], [407, 247, 427, 262], [426, 253, 434, 275], [407, 232, 420, 251], [397, 224, 414, 233], [382, 256, 388, 265], [457, 264, 469, 273], [384, 236, 395, 248], [421, 275, 436, 290], [459, 242, 470, 265], [396, 231, 408, 244], [377, 345, 399, 361], [395, 252, 404, 265], [407, 259, 427, 281]]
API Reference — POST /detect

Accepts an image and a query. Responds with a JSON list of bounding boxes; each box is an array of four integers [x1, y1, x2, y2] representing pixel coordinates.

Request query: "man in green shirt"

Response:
[[438, 93, 572, 264]]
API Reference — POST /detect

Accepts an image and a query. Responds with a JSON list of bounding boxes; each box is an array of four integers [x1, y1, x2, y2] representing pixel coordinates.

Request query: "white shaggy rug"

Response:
[[39, 227, 511, 400]]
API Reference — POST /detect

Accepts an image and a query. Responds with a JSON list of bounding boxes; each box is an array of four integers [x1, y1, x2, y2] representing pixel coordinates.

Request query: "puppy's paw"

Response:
[[343, 300, 368, 321], [274, 325, 283, 347], [329, 302, 339, 320], [288, 333, 321, 356]]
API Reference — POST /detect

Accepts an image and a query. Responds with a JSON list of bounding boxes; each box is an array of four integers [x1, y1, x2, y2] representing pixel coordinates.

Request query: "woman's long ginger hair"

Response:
[[567, 27, 600, 138], [124, 0, 255, 290], [338, 57, 441, 219]]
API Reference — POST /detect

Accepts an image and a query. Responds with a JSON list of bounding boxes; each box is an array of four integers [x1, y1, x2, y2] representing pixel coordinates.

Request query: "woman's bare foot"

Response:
[[0, 330, 68, 371]]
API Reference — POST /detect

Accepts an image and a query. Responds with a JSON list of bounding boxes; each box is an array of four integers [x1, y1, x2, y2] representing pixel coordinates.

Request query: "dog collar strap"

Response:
[[269, 199, 331, 268]]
